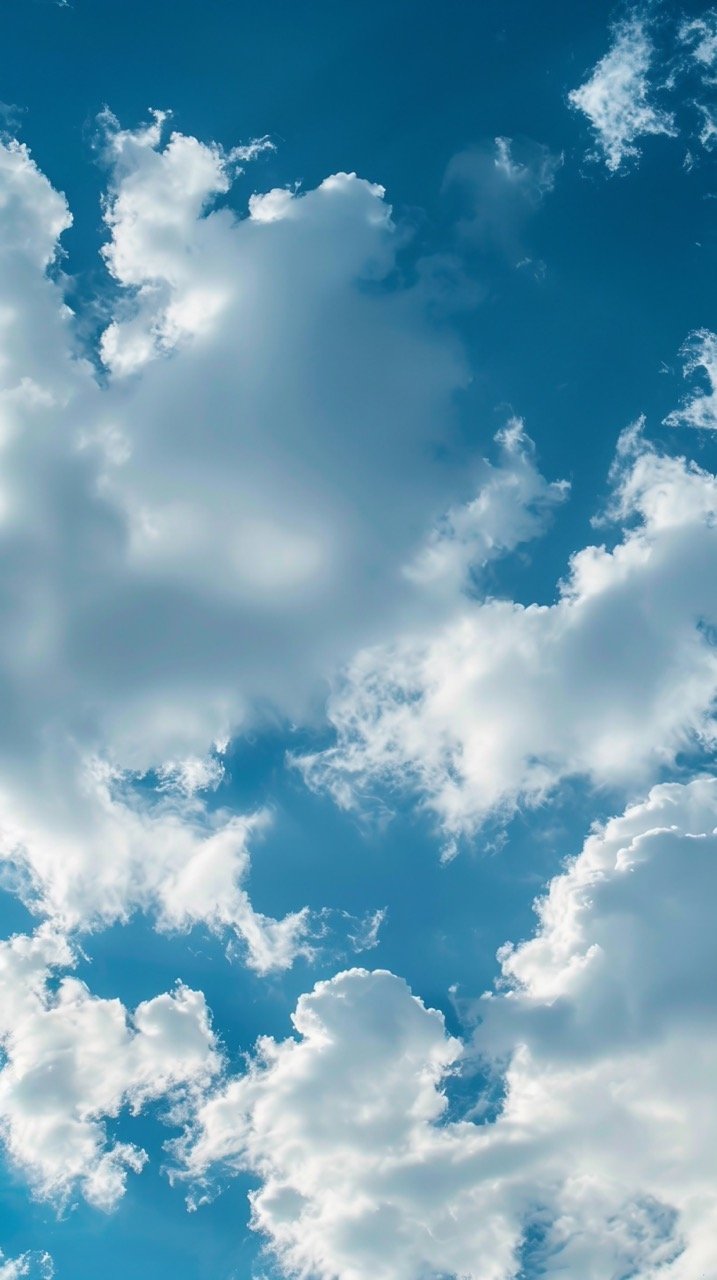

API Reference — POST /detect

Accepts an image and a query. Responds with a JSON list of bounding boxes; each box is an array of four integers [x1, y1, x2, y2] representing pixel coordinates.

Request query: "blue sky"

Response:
[[0, 2, 717, 1279]]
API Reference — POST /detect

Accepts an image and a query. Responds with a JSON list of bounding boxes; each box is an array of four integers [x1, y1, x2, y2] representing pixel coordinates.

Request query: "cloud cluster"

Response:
[[0, 113, 469, 964], [404, 418, 569, 601], [2, 81, 717, 1280], [568, 15, 676, 172], [473, 774, 717, 1278], [178, 777, 717, 1279], [0, 1253, 52, 1280], [301, 423, 717, 847], [0, 927, 219, 1209], [568, 6, 717, 173]]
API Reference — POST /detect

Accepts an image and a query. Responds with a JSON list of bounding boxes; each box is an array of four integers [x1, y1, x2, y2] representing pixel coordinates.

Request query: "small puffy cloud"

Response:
[[664, 328, 717, 430], [0, 927, 220, 1210], [300, 424, 717, 847], [177, 777, 717, 1278], [568, 15, 676, 172], [346, 906, 386, 953]]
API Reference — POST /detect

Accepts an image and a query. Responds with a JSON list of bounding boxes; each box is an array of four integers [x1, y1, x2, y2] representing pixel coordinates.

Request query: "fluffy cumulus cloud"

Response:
[[568, 14, 676, 172], [0, 926, 219, 1209], [301, 423, 717, 847], [664, 328, 717, 430], [569, 7, 717, 171], [177, 967, 522, 1280], [472, 774, 717, 1278], [178, 777, 717, 1279], [0, 113, 469, 963], [2, 759, 309, 974], [4, 82, 717, 1279]]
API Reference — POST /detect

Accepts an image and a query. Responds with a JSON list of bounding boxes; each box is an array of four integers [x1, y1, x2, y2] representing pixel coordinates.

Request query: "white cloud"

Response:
[[346, 906, 386, 952], [0, 114, 468, 960], [300, 423, 717, 848], [0, 926, 220, 1210], [568, 16, 676, 172], [404, 418, 568, 600], [679, 10, 717, 76], [473, 774, 717, 1278], [0, 1252, 52, 1280], [664, 328, 717, 430], [177, 777, 717, 1279], [5, 105, 717, 1271], [176, 967, 524, 1280], [1, 761, 310, 974]]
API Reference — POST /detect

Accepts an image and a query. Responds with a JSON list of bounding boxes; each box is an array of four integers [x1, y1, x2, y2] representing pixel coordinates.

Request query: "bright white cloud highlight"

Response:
[[568, 16, 676, 172], [0, 927, 219, 1209], [178, 777, 717, 1279], [473, 774, 717, 1278], [1, 762, 309, 973], [301, 424, 717, 846], [177, 967, 523, 1280]]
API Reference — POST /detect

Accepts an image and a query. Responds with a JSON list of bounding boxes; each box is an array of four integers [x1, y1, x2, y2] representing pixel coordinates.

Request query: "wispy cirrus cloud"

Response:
[[0, 928, 219, 1209], [568, 14, 676, 173]]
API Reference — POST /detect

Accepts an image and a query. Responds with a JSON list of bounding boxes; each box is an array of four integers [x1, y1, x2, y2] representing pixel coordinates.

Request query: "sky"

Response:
[[0, 1, 716, 1278]]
